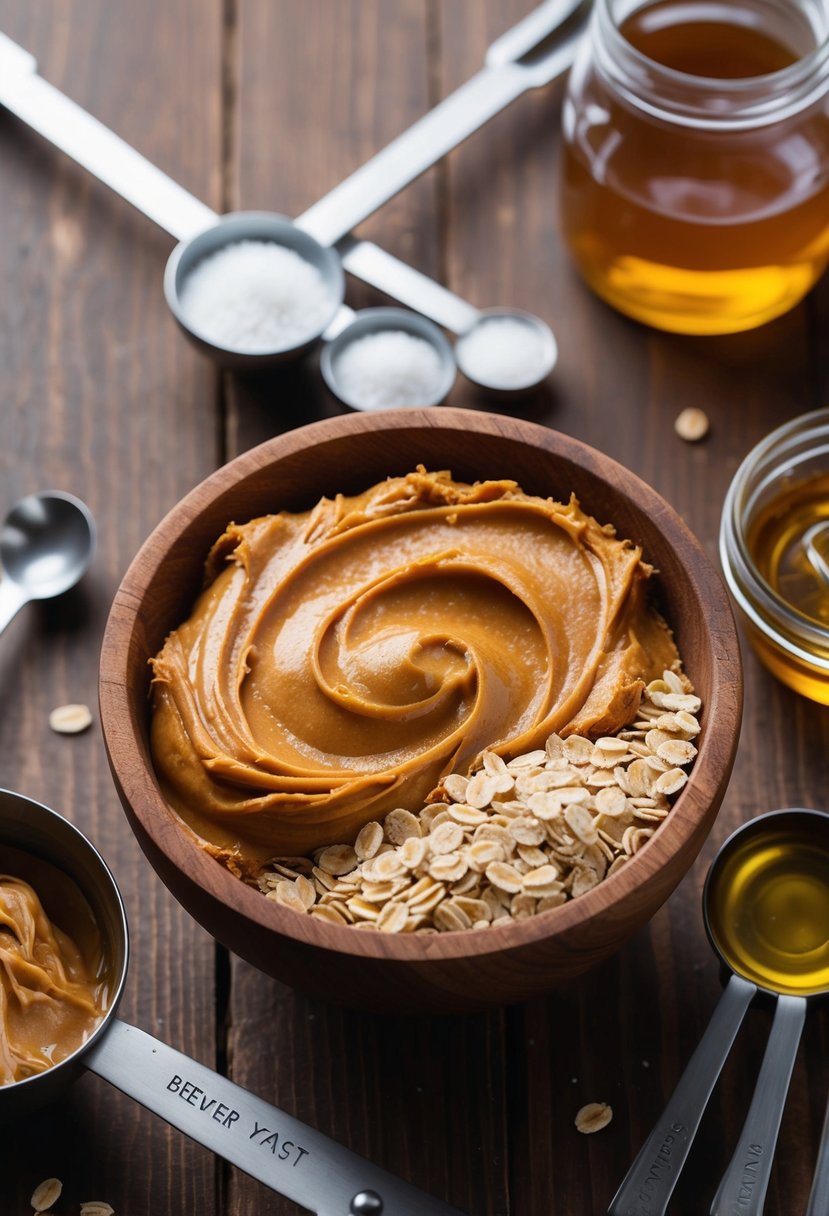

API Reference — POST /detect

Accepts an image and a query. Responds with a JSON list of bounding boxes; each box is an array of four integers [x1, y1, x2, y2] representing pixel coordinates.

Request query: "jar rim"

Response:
[[594, 0, 829, 129]]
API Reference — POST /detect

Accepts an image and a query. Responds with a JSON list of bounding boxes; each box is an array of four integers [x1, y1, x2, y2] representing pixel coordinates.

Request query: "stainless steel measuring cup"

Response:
[[0, 0, 587, 377], [0, 788, 467, 1215], [608, 808, 829, 1216]]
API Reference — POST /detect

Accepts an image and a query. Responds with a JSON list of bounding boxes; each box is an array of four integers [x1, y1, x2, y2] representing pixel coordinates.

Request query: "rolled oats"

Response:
[[486, 861, 525, 894], [355, 821, 384, 860], [318, 845, 358, 876], [428, 852, 469, 883], [575, 1102, 613, 1133], [31, 1179, 62, 1212], [399, 835, 428, 869], [466, 772, 499, 808], [430, 821, 464, 855], [376, 902, 408, 934], [384, 808, 421, 844], [258, 675, 700, 933], [49, 703, 93, 734]]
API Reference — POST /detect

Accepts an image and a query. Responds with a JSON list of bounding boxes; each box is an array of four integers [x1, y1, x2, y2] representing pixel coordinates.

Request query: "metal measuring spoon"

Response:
[[320, 307, 457, 411], [608, 808, 829, 1216], [164, 214, 459, 404], [0, 491, 96, 634], [336, 240, 558, 396], [0, 789, 467, 1216], [0, 0, 586, 372]]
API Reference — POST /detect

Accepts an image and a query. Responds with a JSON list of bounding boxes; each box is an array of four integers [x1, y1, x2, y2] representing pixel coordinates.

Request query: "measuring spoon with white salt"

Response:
[[330, 239, 558, 398], [0, 0, 584, 393]]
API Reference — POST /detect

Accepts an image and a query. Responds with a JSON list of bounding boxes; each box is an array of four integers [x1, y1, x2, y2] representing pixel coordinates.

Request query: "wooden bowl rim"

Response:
[[100, 407, 742, 963]]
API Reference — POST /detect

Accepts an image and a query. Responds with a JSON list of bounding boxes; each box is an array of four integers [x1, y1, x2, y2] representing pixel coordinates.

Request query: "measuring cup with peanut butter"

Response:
[[0, 787, 466, 1215]]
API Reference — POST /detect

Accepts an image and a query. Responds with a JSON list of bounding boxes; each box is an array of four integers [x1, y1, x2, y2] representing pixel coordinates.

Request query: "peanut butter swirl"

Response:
[[150, 470, 680, 863], [0, 874, 107, 1085]]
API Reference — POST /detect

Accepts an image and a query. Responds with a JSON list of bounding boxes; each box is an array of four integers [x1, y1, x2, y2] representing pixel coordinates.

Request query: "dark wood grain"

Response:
[[1, 1, 829, 1213], [0, 2, 223, 1211]]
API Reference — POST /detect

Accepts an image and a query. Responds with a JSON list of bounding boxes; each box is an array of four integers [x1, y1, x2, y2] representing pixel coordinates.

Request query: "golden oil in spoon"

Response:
[[706, 818, 829, 997]]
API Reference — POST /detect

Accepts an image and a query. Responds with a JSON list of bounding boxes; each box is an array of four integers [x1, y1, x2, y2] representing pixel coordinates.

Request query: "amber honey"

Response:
[[721, 411, 829, 705], [747, 473, 829, 625], [561, 0, 829, 333], [741, 472, 829, 700], [706, 818, 829, 997]]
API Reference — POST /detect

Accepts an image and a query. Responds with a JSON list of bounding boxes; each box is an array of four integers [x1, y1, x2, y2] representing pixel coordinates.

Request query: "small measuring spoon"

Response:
[[0, 0, 586, 373], [608, 808, 829, 1216], [335, 239, 558, 396], [320, 307, 457, 411], [0, 788, 467, 1215], [0, 491, 96, 634]]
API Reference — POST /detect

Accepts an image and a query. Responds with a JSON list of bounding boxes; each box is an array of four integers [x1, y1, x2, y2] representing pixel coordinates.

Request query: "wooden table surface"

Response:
[[1, 3, 828, 1213]]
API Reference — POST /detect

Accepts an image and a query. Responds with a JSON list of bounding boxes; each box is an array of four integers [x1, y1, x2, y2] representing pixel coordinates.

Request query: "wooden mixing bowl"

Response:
[[99, 409, 742, 1013]]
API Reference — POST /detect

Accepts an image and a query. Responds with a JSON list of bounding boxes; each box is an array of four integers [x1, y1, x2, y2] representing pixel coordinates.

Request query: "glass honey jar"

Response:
[[560, 0, 829, 334], [720, 409, 829, 703]]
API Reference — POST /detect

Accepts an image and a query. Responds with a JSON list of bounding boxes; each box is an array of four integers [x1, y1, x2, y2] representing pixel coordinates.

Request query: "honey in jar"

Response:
[[720, 409, 829, 704], [560, 0, 829, 334]]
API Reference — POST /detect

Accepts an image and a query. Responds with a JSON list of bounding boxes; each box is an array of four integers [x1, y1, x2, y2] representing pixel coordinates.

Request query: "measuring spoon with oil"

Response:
[[608, 807, 829, 1216], [0, 1, 586, 380]]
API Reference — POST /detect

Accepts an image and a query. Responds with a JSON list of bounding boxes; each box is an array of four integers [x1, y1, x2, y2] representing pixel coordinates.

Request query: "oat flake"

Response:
[[31, 1179, 63, 1212], [257, 675, 701, 933], [49, 703, 92, 734], [575, 1102, 613, 1133]]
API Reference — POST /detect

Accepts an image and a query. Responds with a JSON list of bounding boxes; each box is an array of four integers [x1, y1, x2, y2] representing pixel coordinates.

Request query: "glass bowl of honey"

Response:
[[560, 0, 829, 334], [720, 408, 829, 702]]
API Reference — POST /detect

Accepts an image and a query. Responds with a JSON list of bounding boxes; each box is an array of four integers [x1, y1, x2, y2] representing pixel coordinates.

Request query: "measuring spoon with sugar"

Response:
[[608, 808, 829, 1216], [0, 1, 586, 380]]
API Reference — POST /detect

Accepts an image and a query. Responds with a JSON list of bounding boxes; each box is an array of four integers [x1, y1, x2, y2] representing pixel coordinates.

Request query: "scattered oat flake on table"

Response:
[[575, 1101, 613, 1133], [49, 703, 93, 734], [31, 1177, 63, 1211], [80, 1203, 116, 1216], [674, 407, 710, 442]]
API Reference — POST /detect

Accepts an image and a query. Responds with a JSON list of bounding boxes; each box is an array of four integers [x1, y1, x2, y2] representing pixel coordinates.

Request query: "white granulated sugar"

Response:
[[457, 317, 551, 389], [179, 240, 333, 352], [334, 330, 446, 409]]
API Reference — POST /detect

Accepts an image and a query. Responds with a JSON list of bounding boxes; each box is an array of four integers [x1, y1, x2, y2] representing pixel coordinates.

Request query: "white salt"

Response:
[[333, 330, 446, 410], [179, 240, 333, 352], [456, 316, 553, 390]]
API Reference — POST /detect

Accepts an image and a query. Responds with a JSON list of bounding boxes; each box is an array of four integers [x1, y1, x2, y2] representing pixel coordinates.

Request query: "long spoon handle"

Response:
[[86, 1020, 468, 1216], [294, 0, 591, 247], [0, 33, 216, 242], [608, 974, 757, 1216], [0, 0, 588, 250], [805, 1080, 829, 1215], [710, 994, 807, 1216], [337, 238, 481, 335]]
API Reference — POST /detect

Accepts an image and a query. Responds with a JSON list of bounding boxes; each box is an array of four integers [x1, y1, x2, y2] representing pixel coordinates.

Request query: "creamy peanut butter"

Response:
[[150, 469, 680, 866], [0, 849, 108, 1085]]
